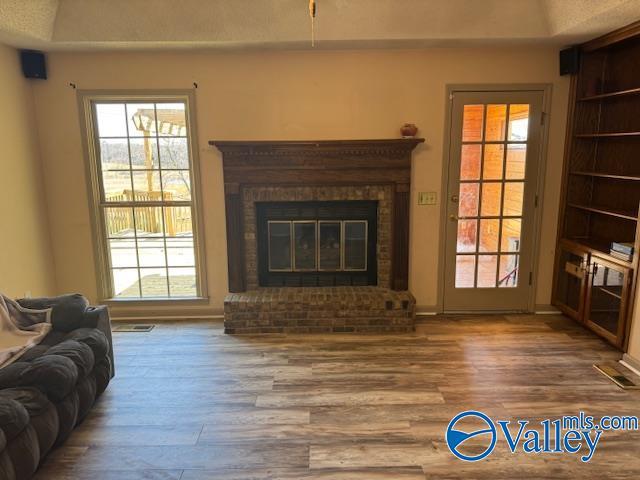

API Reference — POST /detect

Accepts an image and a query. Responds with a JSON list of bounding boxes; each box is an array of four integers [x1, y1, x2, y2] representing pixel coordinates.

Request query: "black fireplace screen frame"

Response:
[[256, 200, 378, 287]]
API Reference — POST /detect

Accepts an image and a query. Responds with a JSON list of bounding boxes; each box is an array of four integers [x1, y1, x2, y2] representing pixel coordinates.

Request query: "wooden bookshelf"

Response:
[[552, 20, 640, 351]]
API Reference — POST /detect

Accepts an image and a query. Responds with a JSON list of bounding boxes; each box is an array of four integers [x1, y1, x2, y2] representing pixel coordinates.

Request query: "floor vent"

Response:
[[594, 364, 640, 390], [113, 325, 155, 333]]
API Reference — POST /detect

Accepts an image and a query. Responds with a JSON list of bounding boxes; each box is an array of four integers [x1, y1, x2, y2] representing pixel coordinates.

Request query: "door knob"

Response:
[[451, 195, 459, 202], [449, 214, 459, 221]]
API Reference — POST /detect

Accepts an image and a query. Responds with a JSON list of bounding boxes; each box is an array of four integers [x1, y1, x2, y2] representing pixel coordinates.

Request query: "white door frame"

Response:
[[437, 84, 553, 313]]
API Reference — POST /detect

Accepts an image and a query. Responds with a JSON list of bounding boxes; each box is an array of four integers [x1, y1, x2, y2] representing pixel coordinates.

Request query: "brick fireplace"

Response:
[[210, 139, 423, 333]]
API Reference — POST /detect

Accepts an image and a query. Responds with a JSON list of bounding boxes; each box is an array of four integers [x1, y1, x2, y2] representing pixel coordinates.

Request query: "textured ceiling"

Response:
[[0, 0, 639, 51]]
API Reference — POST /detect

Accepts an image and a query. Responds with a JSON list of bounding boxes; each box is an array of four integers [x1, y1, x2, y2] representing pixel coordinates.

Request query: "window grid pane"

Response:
[[95, 100, 199, 299], [455, 102, 528, 290]]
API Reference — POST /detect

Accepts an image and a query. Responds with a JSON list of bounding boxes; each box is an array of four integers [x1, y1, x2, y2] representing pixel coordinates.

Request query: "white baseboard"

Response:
[[534, 304, 561, 314], [621, 353, 640, 377]]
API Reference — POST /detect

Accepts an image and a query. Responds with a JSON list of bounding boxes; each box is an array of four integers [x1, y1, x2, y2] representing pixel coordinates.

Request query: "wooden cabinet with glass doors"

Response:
[[554, 240, 632, 348], [552, 22, 640, 350]]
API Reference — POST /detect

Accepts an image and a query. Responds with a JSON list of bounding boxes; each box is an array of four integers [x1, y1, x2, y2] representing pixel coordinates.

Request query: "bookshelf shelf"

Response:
[[578, 87, 640, 102]]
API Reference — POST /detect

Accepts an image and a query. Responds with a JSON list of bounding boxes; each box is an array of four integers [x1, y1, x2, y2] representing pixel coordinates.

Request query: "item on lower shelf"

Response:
[[611, 241, 634, 256], [610, 249, 633, 262]]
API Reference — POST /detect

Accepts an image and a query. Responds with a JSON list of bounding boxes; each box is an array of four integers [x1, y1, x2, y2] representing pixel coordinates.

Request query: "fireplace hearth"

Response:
[[211, 138, 424, 333]]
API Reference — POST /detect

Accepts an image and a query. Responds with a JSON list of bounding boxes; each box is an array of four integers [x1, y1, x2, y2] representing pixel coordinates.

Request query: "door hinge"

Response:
[[534, 194, 539, 207], [528, 272, 533, 285], [540, 112, 547, 126], [449, 93, 454, 100]]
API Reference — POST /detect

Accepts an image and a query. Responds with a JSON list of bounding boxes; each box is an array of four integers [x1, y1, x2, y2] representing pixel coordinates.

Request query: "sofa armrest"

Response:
[[83, 306, 115, 379], [16, 294, 89, 332]]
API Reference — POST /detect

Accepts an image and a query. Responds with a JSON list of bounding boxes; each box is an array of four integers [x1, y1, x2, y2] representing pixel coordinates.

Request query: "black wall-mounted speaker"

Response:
[[20, 50, 47, 80], [559, 46, 580, 76]]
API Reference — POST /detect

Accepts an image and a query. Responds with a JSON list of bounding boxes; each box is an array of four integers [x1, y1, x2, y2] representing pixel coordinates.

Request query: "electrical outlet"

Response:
[[418, 192, 437, 205], [24, 291, 32, 298]]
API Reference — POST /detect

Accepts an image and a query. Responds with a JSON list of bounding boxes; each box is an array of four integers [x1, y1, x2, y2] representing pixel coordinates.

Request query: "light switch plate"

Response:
[[418, 192, 437, 205]]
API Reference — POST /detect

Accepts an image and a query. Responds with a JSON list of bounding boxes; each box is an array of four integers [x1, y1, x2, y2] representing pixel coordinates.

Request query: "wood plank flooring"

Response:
[[35, 314, 640, 479]]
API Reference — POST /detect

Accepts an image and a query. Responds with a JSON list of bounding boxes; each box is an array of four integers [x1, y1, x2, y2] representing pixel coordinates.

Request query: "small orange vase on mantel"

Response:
[[400, 123, 418, 138]]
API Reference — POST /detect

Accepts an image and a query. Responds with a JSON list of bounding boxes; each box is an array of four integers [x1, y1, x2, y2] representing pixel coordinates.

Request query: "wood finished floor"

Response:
[[35, 314, 640, 479]]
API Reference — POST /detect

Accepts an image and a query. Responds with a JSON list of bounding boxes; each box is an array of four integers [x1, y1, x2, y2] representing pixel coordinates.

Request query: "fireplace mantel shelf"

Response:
[[209, 138, 425, 157]]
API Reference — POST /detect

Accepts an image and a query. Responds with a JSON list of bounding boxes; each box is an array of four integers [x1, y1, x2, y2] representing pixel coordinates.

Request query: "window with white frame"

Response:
[[82, 95, 205, 300]]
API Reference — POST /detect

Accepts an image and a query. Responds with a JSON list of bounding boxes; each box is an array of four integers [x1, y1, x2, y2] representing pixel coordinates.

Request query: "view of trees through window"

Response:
[[93, 101, 199, 298]]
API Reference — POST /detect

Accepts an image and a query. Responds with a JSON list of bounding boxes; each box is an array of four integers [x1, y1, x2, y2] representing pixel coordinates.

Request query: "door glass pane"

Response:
[[459, 183, 479, 217], [457, 220, 477, 253], [554, 248, 584, 312], [498, 254, 519, 288], [501, 219, 521, 252], [483, 144, 504, 180], [480, 183, 501, 217], [589, 263, 623, 335], [506, 144, 526, 179], [456, 255, 475, 288], [294, 222, 317, 270], [462, 105, 484, 142], [477, 255, 497, 287], [508, 104, 530, 141], [485, 104, 507, 141], [503, 183, 524, 216], [479, 219, 499, 253], [344, 221, 367, 270], [268, 222, 291, 271], [461, 144, 481, 180], [319, 222, 341, 270]]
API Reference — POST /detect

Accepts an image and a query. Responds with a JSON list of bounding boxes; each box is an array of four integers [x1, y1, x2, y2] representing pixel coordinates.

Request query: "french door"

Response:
[[443, 90, 545, 311]]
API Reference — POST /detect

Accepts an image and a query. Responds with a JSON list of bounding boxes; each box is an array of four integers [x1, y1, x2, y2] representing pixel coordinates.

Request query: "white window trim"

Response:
[[77, 90, 208, 303]]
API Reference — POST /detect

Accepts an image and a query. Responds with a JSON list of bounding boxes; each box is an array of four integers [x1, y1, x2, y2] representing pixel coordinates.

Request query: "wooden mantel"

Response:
[[210, 139, 424, 292]]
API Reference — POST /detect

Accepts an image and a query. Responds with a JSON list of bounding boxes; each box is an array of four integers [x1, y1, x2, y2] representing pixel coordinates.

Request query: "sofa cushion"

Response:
[[17, 345, 50, 363], [64, 328, 109, 361], [46, 340, 94, 380], [0, 397, 29, 441], [0, 388, 50, 418], [17, 355, 78, 402]]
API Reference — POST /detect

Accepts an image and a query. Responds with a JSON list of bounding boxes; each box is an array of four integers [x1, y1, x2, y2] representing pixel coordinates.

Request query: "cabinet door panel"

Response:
[[552, 243, 588, 320], [585, 256, 630, 348]]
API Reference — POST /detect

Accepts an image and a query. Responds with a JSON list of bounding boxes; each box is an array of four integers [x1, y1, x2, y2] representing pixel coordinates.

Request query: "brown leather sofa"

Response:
[[0, 295, 113, 480]]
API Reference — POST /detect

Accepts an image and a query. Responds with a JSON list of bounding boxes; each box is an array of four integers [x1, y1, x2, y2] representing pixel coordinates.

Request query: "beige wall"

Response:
[[0, 44, 56, 298], [627, 288, 640, 361], [30, 47, 569, 314]]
